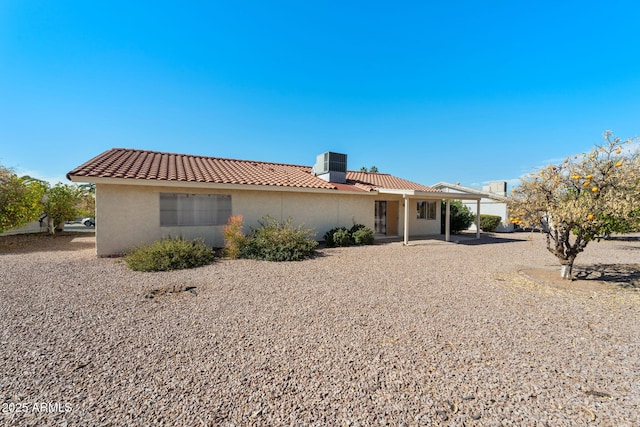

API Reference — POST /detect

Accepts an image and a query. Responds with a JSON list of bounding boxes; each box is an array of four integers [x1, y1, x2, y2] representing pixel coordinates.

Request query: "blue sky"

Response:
[[1, 1, 639, 190]]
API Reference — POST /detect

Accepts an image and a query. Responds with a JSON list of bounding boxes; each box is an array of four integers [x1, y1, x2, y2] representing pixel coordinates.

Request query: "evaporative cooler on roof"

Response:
[[314, 152, 347, 184]]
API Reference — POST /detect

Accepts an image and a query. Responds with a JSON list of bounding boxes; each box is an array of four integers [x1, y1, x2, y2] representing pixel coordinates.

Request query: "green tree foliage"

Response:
[[76, 183, 96, 219], [42, 183, 81, 234], [509, 131, 640, 279], [0, 165, 46, 233], [359, 166, 379, 173], [442, 200, 475, 234]]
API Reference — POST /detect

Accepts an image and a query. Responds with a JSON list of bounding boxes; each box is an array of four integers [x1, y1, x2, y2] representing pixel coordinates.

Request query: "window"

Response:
[[417, 200, 437, 220], [160, 193, 231, 226], [375, 201, 387, 234]]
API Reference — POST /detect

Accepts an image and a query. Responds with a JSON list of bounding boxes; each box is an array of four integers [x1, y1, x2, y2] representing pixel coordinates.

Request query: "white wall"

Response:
[[438, 186, 513, 232], [374, 196, 441, 237], [407, 199, 441, 235], [461, 198, 513, 232], [95, 184, 375, 256], [0, 220, 47, 236]]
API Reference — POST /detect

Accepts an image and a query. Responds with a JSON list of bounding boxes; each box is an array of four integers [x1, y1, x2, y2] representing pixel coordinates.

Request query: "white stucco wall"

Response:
[[95, 183, 375, 256], [407, 198, 441, 235], [461, 198, 513, 232], [374, 196, 441, 237], [436, 186, 513, 232]]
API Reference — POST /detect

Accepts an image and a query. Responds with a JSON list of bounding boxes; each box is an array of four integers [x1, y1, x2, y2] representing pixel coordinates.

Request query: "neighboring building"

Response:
[[431, 181, 514, 232], [67, 148, 481, 256]]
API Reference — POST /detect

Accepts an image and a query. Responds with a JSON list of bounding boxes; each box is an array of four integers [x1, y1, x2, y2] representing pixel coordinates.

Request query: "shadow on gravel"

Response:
[[603, 235, 640, 242], [454, 235, 528, 246], [0, 232, 95, 254], [574, 264, 640, 289]]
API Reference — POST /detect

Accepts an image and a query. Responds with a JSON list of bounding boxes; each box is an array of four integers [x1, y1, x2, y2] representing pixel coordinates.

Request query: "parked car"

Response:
[[82, 218, 95, 227]]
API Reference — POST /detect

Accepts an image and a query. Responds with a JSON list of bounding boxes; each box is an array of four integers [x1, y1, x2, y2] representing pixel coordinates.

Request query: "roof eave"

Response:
[[431, 182, 508, 201], [377, 188, 482, 200], [66, 175, 378, 195]]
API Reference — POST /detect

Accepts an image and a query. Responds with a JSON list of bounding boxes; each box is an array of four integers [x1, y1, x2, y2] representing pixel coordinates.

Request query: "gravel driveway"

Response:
[[1, 232, 639, 426]]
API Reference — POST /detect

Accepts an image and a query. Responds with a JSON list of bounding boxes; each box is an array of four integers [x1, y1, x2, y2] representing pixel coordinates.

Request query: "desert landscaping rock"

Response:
[[1, 232, 639, 426]]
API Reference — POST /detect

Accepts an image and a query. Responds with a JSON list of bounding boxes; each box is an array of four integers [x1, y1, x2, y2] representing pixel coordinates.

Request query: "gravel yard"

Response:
[[1, 232, 639, 426]]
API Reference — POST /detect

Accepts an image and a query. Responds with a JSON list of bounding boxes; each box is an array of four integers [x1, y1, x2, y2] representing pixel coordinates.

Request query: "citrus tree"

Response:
[[509, 131, 640, 279]]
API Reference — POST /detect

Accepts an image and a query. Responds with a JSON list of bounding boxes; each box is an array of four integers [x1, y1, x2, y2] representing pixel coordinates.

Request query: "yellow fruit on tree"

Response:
[[591, 187, 599, 193]]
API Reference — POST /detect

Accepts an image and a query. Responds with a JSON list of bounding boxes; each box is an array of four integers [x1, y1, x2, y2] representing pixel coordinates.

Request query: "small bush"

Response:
[[480, 214, 502, 232], [352, 227, 374, 245], [349, 223, 367, 234], [239, 216, 317, 261], [332, 228, 354, 247], [324, 224, 374, 247], [442, 201, 475, 234], [222, 215, 245, 259], [323, 227, 348, 247], [125, 237, 215, 271]]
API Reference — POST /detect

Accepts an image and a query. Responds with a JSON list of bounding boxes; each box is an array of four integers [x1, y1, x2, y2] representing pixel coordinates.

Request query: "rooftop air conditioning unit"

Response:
[[314, 152, 347, 183]]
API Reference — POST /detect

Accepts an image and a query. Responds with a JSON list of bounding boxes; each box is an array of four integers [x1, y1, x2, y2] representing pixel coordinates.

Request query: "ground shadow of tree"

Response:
[[604, 235, 640, 242], [574, 264, 640, 289], [0, 232, 95, 254], [454, 234, 529, 246]]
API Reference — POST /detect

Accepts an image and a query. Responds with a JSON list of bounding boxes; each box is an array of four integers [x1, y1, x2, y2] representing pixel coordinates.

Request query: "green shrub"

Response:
[[323, 227, 348, 247], [352, 227, 374, 245], [324, 224, 374, 247], [480, 214, 502, 232], [349, 223, 367, 234], [222, 215, 245, 259], [239, 216, 317, 261], [332, 228, 354, 247], [442, 200, 475, 234], [125, 237, 215, 271]]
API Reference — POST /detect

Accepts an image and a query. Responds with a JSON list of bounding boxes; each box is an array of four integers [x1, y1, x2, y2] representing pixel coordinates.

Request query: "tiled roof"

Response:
[[347, 171, 436, 191], [67, 148, 439, 193]]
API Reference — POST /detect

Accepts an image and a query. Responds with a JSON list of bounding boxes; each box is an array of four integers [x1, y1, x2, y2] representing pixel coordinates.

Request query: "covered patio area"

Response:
[[377, 189, 483, 245]]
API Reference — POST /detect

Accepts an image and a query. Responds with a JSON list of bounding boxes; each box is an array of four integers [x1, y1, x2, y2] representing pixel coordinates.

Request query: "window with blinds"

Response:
[[160, 193, 232, 226], [417, 200, 437, 220]]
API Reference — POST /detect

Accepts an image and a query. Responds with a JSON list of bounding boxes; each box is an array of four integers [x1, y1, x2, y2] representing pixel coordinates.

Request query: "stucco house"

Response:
[[431, 181, 514, 232], [67, 148, 482, 256]]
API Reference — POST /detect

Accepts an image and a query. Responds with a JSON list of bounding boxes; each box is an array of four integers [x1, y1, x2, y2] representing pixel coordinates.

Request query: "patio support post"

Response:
[[403, 194, 410, 245], [476, 199, 481, 239], [445, 199, 451, 242]]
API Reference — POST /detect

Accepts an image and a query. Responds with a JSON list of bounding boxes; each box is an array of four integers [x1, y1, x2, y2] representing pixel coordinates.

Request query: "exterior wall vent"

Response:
[[313, 152, 347, 184]]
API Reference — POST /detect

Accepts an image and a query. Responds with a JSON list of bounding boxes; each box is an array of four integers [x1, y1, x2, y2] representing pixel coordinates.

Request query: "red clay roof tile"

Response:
[[67, 148, 439, 193]]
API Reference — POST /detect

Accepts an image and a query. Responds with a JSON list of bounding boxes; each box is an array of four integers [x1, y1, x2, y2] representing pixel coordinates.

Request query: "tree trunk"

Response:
[[47, 217, 56, 235], [560, 264, 572, 280]]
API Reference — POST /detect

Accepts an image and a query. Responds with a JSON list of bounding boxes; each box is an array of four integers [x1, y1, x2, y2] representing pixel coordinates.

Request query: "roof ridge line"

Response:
[[107, 148, 312, 169]]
